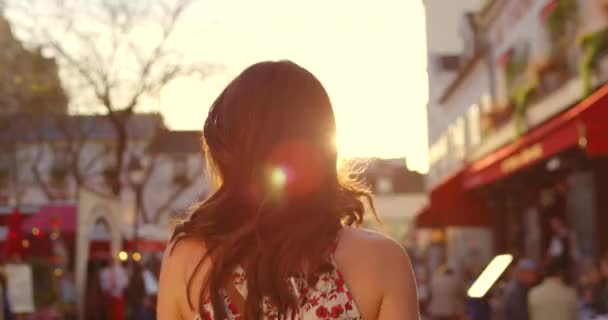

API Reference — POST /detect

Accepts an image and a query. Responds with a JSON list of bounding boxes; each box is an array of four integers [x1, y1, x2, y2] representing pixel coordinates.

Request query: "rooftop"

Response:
[[147, 129, 202, 154]]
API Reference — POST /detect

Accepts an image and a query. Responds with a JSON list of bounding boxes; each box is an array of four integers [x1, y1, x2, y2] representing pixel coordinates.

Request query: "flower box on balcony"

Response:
[[533, 57, 572, 98], [481, 103, 516, 136]]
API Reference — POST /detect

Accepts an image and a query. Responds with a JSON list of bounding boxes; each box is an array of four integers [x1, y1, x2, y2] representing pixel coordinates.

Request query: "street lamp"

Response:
[[128, 156, 145, 259]]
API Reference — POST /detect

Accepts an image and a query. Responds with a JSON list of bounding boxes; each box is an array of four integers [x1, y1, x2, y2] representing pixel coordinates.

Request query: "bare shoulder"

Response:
[[158, 237, 209, 320], [338, 226, 410, 267], [163, 237, 208, 269], [335, 227, 418, 320]]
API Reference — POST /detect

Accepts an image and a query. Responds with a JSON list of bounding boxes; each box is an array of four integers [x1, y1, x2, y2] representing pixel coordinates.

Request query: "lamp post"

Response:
[[128, 156, 145, 260]]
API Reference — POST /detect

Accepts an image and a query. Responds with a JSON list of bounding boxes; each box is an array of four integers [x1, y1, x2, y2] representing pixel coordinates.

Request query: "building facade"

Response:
[[424, 0, 488, 187], [420, 0, 608, 265], [0, 114, 208, 242], [359, 158, 426, 247], [422, 0, 493, 271]]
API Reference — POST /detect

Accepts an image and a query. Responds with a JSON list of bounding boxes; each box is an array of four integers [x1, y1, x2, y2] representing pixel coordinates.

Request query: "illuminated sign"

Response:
[[468, 254, 514, 298], [500, 143, 544, 173]]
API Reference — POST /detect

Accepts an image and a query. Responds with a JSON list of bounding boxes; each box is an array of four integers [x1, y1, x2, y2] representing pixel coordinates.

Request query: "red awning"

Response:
[[415, 205, 437, 228], [465, 84, 608, 189], [416, 171, 491, 228], [21, 205, 77, 235]]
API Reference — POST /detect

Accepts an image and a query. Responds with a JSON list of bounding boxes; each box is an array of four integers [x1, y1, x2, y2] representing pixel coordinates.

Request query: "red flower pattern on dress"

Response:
[[331, 305, 344, 318], [197, 259, 363, 319], [316, 306, 329, 318]]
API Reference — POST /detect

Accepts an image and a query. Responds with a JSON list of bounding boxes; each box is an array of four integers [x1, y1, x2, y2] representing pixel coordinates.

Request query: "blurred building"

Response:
[[359, 158, 427, 247], [419, 0, 608, 266], [0, 113, 208, 248], [0, 15, 67, 115], [421, 0, 493, 270]]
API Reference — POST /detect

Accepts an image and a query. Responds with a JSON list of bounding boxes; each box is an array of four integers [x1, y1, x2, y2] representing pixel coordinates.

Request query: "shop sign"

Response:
[[500, 143, 544, 173], [4, 264, 35, 313]]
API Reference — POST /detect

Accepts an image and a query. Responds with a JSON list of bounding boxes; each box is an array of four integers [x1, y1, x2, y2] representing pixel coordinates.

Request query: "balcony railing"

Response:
[[469, 59, 608, 163]]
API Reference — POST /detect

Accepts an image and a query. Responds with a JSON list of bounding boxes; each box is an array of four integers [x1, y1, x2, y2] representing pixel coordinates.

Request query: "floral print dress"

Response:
[[195, 262, 363, 320]]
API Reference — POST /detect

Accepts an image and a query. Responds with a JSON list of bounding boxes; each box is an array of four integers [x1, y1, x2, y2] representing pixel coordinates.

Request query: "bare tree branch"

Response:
[[6, 0, 215, 199], [152, 166, 202, 224]]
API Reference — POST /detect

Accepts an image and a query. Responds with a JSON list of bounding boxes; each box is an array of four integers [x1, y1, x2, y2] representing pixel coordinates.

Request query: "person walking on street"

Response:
[[428, 265, 466, 320], [99, 258, 128, 320], [597, 255, 608, 316], [547, 216, 577, 283], [528, 260, 577, 320], [157, 61, 419, 320], [503, 259, 537, 320]]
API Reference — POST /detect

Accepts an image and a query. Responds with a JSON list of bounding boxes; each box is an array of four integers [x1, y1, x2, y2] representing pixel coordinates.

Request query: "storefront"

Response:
[[464, 84, 608, 260], [416, 171, 494, 275]]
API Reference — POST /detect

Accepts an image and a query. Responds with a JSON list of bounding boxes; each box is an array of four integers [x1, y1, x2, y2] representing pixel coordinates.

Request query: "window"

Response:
[[0, 154, 9, 188], [450, 118, 466, 160], [481, 94, 492, 112], [429, 135, 448, 167], [468, 104, 481, 147], [50, 143, 70, 187], [173, 156, 189, 184], [376, 177, 394, 194], [102, 143, 117, 169], [51, 142, 70, 168]]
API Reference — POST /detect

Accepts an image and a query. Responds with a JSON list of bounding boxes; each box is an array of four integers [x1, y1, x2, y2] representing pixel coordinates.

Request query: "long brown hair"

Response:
[[171, 60, 373, 319]]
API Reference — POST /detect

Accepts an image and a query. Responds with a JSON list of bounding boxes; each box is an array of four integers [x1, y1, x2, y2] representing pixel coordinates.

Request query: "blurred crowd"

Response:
[[84, 256, 160, 320], [415, 217, 608, 320], [0, 254, 161, 320]]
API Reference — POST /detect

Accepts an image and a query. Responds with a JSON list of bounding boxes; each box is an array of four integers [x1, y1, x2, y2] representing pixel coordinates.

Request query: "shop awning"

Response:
[[21, 205, 76, 235], [416, 171, 491, 228], [465, 84, 608, 189]]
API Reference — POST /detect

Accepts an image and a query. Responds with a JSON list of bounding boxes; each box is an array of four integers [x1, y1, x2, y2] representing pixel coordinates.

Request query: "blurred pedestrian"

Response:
[[85, 261, 106, 320], [126, 262, 145, 318], [99, 257, 128, 320], [416, 266, 430, 316], [546, 216, 577, 283], [428, 265, 466, 320], [579, 260, 605, 316], [503, 259, 537, 320], [598, 255, 608, 316], [528, 260, 577, 320], [135, 296, 156, 320], [0, 266, 5, 320], [466, 261, 490, 320]]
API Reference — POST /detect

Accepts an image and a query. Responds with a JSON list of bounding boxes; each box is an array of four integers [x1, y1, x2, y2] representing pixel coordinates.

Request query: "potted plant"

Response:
[[598, 0, 608, 16], [480, 102, 516, 135], [513, 82, 538, 136], [532, 55, 571, 97], [546, 0, 578, 55], [579, 28, 608, 97]]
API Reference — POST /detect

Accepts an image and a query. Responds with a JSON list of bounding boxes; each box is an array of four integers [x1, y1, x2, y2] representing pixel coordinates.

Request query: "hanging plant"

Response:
[[505, 51, 529, 92], [480, 102, 516, 136], [546, 0, 578, 56], [513, 82, 538, 136], [579, 28, 608, 97]]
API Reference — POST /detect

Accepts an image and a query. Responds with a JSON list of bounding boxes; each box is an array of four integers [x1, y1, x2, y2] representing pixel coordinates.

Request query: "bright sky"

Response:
[[158, 0, 430, 172]]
